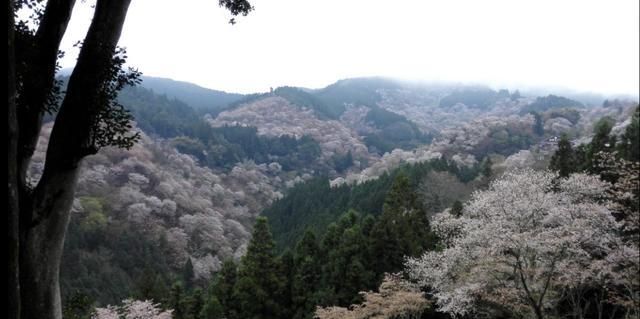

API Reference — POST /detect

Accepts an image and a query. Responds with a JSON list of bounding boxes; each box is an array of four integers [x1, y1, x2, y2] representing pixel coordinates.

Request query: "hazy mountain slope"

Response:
[[29, 123, 298, 304], [36, 75, 636, 307], [207, 95, 375, 170], [140, 76, 244, 111], [118, 86, 323, 171], [264, 158, 481, 250]]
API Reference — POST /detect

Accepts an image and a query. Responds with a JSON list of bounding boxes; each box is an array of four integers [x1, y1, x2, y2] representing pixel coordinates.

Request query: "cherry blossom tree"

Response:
[[314, 273, 429, 319], [406, 169, 630, 319], [92, 299, 173, 319]]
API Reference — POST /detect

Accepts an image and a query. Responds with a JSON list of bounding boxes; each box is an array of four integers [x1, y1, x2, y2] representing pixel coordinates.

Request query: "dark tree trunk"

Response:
[[18, 1, 132, 318], [17, 0, 76, 186], [8, 1, 21, 318]]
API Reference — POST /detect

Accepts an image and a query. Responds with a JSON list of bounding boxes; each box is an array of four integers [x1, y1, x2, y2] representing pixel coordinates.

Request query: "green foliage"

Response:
[[62, 291, 94, 319], [531, 111, 544, 136], [450, 200, 463, 217], [78, 197, 108, 233], [220, 92, 270, 114], [521, 94, 584, 114], [370, 174, 432, 276], [480, 156, 493, 178], [187, 288, 205, 319], [331, 151, 353, 173], [172, 186, 440, 319], [119, 86, 201, 137], [119, 86, 322, 171], [134, 268, 169, 305], [291, 231, 322, 319], [274, 86, 336, 120], [264, 158, 478, 250], [314, 77, 399, 118], [618, 106, 639, 162], [139, 76, 244, 111], [200, 296, 224, 319], [473, 124, 537, 158], [439, 87, 499, 109], [183, 259, 195, 290], [170, 283, 187, 319], [210, 260, 238, 318], [549, 134, 577, 177], [550, 112, 638, 180], [61, 216, 174, 306], [90, 47, 141, 152], [322, 214, 374, 305], [233, 217, 285, 319], [546, 108, 581, 125], [587, 117, 616, 174], [362, 106, 432, 154]]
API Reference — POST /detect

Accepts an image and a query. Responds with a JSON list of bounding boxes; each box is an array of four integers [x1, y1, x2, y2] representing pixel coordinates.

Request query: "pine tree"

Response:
[[182, 258, 195, 290], [369, 173, 430, 277], [531, 111, 544, 136], [450, 200, 464, 217], [210, 259, 237, 318], [619, 106, 639, 162], [199, 296, 223, 319], [588, 117, 615, 173], [233, 217, 284, 319], [336, 227, 371, 305], [170, 282, 186, 319], [481, 156, 493, 179], [276, 250, 295, 319], [189, 288, 205, 319], [292, 231, 321, 319], [549, 134, 576, 177]]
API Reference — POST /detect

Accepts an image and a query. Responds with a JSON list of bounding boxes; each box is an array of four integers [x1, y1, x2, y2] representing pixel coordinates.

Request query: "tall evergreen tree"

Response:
[[618, 106, 640, 162], [233, 217, 283, 319], [587, 117, 616, 173], [369, 173, 431, 277], [199, 296, 223, 319], [334, 226, 372, 305], [450, 200, 464, 217], [481, 156, 493, 179], [531, 111, 545, 136], [292, 231, 321, 319], [170, 282, 186, 319], [188, 288, 205, 319], [210, 259, 237, 318], [183, 258, 195, 290], [549, 134, 576, 177], [277, 250, 295, 319]]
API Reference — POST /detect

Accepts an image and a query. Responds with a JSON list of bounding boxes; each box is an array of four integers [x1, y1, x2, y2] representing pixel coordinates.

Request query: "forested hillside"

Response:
[[11, 1, 638, 319], [139, 76, 245, 111], [263, 158, 483, 249], [35, 75, 637, 318]]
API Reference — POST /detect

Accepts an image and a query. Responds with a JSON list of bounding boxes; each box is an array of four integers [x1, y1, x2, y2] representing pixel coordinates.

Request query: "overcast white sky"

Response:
[[58, 0, 639, 95]]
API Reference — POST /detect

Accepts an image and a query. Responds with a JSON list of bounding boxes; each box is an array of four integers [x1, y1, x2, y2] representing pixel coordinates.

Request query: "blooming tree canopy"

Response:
[[92, 299, 173, 319], [406, 169, 627, 318]]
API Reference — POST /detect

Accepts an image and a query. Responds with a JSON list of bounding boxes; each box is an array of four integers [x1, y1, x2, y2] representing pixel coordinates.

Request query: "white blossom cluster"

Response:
[[406, 169, 636, 317], [28, 123, 293, 281], [377, 87, 532, 133], [315, 273, 429, 319], [331, 147, 442, 186], [332, 114, 537, 186], [92, 299, 172, 319], [208, 96, 372, 165]]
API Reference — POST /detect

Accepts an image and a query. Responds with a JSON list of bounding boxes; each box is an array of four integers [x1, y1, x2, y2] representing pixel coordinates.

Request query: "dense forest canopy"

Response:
[[8, 1, 639, 318]]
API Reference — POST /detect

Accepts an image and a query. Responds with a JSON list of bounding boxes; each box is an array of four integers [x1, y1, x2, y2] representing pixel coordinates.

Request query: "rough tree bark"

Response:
[[17, 0, 76, 187], [16, 1, 132, 318], [9, 1, 20, 318]]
